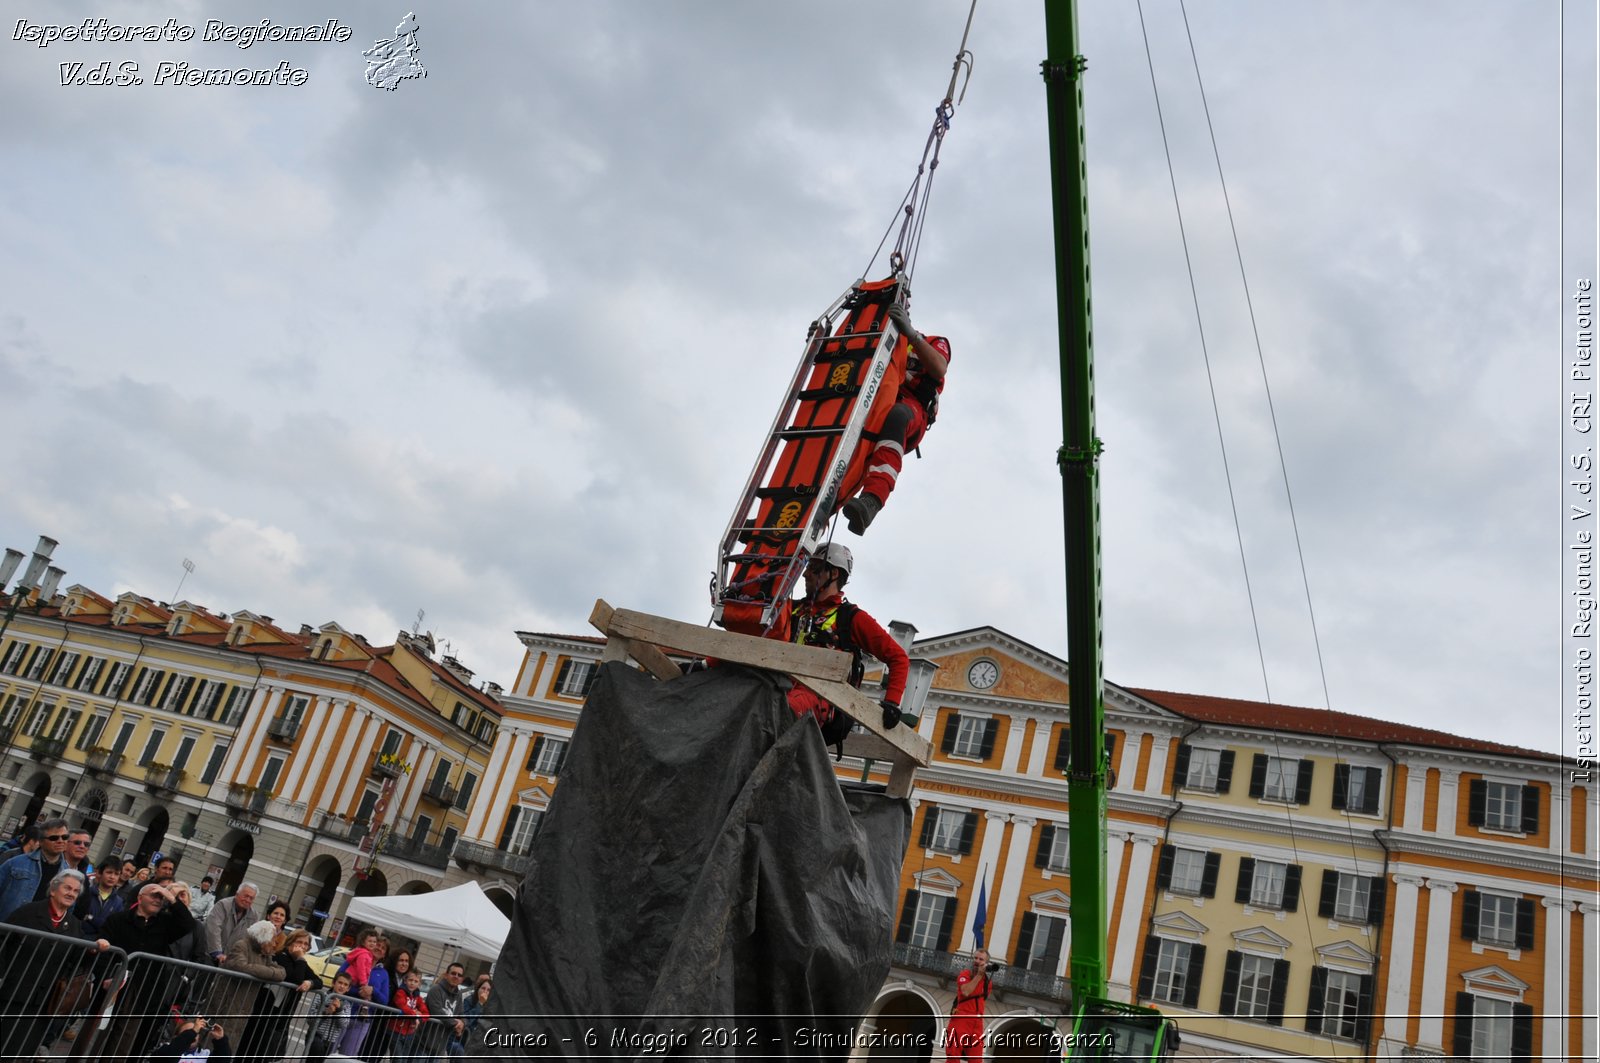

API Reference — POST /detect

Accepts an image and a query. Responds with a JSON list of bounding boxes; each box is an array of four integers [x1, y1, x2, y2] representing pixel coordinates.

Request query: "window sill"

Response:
[[1241, 904, 1289, 921], [1475, 825, 1529, 839], [1469, 941, 1521, 961], [945, 751, 986, 764], [924, 848, 965, 862], [1176, 784, 1222, 797]]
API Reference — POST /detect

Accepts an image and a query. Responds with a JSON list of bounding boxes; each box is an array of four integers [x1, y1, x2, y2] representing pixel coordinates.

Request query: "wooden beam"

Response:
[[588, 601, 684, 681], [593, 601, 852, 684], [800, 675, 931, 767]]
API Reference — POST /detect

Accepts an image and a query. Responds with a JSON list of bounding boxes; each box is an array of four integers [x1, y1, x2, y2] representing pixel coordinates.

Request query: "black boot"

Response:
[[843, 493, 883, 535]]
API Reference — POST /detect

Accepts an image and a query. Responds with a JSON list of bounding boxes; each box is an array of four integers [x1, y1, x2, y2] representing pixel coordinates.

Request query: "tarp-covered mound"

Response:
[[492, 661, 912, 1059]]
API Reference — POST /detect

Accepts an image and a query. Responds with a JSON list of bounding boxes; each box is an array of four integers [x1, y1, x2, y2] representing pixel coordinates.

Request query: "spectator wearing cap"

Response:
[[98, 881, 197, 1059], [0, 816, 71, 920], [189, 874, 218, 922]]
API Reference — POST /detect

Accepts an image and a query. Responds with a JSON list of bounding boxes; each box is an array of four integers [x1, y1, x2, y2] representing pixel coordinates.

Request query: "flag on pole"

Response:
[[971, 870, 989, 950]]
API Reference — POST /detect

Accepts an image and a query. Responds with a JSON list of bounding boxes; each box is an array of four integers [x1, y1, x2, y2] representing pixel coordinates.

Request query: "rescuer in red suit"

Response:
[[786, 543, 910, 731], [842, 301, 950, 535], [944, 946, 992, 1063]]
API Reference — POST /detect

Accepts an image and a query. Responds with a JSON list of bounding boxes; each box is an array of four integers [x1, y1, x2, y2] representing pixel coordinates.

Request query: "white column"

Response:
[[1109, 836, 1158, 997], [332, 711, 382, 812], [959, 811, 1010, 953], [1115, 734, 1138, 792], [282, 697, 332, 803], [400, 745, 437, 825], [216, 685, 278, 783], [1025, 723, 1048, 777], [987, 815, 1037, 957], [1416, 879, 1458, 1050], [1548, 785, 1569, 854], [1144, 738, 1170, 797], [1000, 721, 1025, 775], [1105, 831, 1128, 913], [1402, 764, 1426, 830], [294, 698, 348, 808], [466, 729, 515, 837], [478, 732, 532, 842], [1435, 769, 1461, 836], [1382, 875, 1424, 1047], [1541, 897, 1574, 1059], [1583, 903, 1599, 1063]]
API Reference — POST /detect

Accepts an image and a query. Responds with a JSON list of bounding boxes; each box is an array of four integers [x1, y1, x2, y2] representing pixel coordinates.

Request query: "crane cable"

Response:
[[862, 0, 978, 284]]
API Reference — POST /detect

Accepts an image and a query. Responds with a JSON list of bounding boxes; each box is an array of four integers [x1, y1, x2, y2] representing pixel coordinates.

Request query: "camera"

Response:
[[984, 960, 1005, 973]]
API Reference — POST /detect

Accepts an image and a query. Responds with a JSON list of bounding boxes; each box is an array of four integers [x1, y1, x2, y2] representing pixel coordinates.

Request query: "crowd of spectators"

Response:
[[0, 824, 498, 1060]]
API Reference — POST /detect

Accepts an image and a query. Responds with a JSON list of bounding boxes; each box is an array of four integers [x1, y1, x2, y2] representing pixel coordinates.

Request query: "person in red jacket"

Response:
[[390, 969, 431, 1056], [944, 947, 993, 1062], [842, 301, 950, 535], [787, 543, 910, 732]]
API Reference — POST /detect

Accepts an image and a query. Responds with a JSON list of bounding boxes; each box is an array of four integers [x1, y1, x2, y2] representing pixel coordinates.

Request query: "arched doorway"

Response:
[[398, 880, 432, 896], [10, 771, 51, 833], [484, 884, 516, 920], [353, 867, 388, 898], [869, 990, 938, 1061], [304, 855, 343, 935], [76, 788, 108, 839], [216, 829, 256, 897], [990, 1016, 1064, 1061], [134, 805, 169, 866]]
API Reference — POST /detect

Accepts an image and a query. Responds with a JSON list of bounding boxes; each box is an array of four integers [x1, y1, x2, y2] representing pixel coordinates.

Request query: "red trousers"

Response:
[[944, 1018, 983, 1062], [860, 399, 930, 505]]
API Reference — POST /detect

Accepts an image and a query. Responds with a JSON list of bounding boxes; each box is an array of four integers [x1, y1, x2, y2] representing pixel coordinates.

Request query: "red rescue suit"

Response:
[[944, 963, 990, 1063], [785, 591, 909, 723], [859, 336, 951, 508]]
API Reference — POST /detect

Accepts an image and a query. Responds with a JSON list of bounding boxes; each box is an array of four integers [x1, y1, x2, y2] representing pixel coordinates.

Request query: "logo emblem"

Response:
[[364, 12, 426, 90]]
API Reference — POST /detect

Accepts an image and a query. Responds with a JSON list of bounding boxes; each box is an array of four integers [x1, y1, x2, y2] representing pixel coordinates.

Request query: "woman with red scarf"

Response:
[[2, 869, 108, 1059]]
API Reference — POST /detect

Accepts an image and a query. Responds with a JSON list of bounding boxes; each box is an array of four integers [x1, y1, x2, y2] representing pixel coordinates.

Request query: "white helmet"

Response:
[[817, 542, 853, 579]]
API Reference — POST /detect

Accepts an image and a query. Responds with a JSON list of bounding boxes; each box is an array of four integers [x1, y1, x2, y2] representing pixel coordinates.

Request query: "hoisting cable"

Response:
[[1174, 14, 1371, 1041], [1132, 0, 1273, 703], [862, 0, 978, 283]]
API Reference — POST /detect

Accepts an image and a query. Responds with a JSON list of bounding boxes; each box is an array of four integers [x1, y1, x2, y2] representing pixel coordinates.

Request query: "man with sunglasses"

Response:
[[64, 828, 94, 876], [0, 816, 70, 920]]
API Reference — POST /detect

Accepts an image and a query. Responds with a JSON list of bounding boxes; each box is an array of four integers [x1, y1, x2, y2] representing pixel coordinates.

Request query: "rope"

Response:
[[862, 0, 978, 283]]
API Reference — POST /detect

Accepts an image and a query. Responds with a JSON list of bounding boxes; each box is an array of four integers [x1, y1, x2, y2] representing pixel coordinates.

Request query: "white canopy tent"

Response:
[[343, 881, 511, 960]]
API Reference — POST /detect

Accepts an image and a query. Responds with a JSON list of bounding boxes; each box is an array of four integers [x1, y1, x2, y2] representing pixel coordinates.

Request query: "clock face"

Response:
[[968, 659, 999, 690]]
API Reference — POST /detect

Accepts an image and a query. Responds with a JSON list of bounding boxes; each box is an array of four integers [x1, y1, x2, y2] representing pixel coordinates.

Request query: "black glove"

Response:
[[887, 302, 912, 333], [881, 700, 903, 730]]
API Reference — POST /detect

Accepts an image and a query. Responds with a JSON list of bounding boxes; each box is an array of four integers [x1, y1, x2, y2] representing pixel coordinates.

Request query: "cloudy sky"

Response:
[[1, 2, 1593, 755]]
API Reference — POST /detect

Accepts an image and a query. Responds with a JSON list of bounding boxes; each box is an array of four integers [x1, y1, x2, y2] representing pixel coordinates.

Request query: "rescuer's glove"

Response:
[[881, 700, 903, 730], [887, 302, 912, 334]]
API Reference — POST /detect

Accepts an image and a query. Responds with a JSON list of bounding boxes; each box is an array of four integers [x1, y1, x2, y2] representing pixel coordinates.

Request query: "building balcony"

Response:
[[29, 735, 67, 763], [892, 942, 967, 981], [381, 832, 454, 870], [225, 783, 271, 817], [371, 752, 410, 779], [453, 837, 533, 877], [420, 779, 457, 807], [314, 811, 370, 845], [84, 747, 123, 777], [143, 764, 185, 796], [889, 944, 1072, 1004], [265, 715, 301, 743], [991, 963, 1071, 1002]]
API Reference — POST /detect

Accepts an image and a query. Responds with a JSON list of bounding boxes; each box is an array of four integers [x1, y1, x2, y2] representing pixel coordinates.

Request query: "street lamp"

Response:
[[0, 536, 64, 645]]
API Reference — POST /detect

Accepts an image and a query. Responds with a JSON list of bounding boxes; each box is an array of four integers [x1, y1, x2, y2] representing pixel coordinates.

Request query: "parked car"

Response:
[[304, 944, 349, 987]]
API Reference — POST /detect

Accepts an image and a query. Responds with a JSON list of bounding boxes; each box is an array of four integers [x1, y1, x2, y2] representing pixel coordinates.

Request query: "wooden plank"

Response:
[[800, 675, 931, 767], [588, 602, 683, 681], [886, 757, 918, 799], [596, 602, 852, 684]]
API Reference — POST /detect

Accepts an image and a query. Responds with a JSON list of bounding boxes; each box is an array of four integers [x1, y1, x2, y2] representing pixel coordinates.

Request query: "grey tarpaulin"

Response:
[[488, 661, 912, 1060]]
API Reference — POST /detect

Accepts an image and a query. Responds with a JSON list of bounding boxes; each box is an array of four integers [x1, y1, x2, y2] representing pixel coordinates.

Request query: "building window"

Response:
[[1262, 758, 1297, 801], [509, 807, 543, 856], [161, 676, 195, 713], [1015, 912, 1067, 974], [1174, 744, 1235, 793], [0, 641, 27, 674], [354, 788, 380, 825], [219, 685, 247, 724], [1236, 858, 1301, 912], [1318, 870, 1385, 926], [1468, 778, 1540, 834], [103, 662, 133, 699], [952, 715, 988, 757], [942, 712, 999, 760], [172, 735, 196, 772], [1224, 952, 1286, 1023], [22, 647, 53, 680], [78, 714, 108, 751], [1465, 891, 1531, 949], [47, 651, 80, 687], [1033, 823, 1070, 873], [1166, 848, 1212, 897], [280, 694, 310, 726], [51, 708, 81, 743], [130, 668, 166, 707], [1138, 937, 1205, 1008], [1307, 968, 1374, 1041], [894, 890, 954, 952], [138, 727, 167, 767], [109, 720, 136, 755], [380, 728, 403, 756], [192, 680, 224, 718], [75, 657, 105, 692], [527, 736, 568, 777], [456, 772, 477, 810], [24, 700, 54, 737], [1248, 754, 1313, 804], [554, 659, 597, 698], [0, 693, 25, 728], [259, 756, 285, 794], [200, 743, 228, 785], [1454, 994, 1533, 1061], [918, 806, 977, 855], [1332, 764, 1382, 814]]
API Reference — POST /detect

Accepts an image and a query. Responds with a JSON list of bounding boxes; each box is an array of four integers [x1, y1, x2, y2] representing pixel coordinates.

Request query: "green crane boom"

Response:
[[1042, 1, 1179, 1057]]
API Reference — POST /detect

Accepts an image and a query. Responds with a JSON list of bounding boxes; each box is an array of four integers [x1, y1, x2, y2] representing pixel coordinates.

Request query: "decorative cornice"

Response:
[[1379, 831, 1592, 879], [1424, 880, 1458, 894], [1541, 897, 1577, 911]]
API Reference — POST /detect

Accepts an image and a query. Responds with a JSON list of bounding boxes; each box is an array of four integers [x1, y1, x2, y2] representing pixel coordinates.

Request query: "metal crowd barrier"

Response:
[[0, 918, 129, 1059], [2, 921, 458, 1061]]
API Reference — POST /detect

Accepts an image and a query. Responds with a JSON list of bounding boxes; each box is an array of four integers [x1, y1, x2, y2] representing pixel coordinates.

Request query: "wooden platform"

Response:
[[589, 600, 930, 797]]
